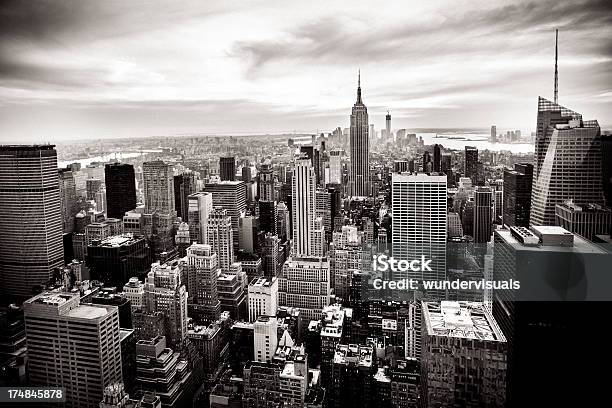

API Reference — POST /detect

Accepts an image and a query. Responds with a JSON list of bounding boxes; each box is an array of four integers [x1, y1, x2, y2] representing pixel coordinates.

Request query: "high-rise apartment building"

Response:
[[105, 163, 137, 219], [391, 173, 447, 294], [349, 72, 370, 197], [24, 292, 122, 407], [530, 97, 605, 226], [0, 145, 64, 300]]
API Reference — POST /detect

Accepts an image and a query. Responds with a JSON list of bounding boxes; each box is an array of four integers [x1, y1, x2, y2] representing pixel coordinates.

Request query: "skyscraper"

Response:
[[433, 144, 442, 173], [187, 192, 214, 244], [259, 200, 277, 235], [279, 156, 330, 320], [105, 163, 137, 220], [248, 277, 278, 322], [24, 291, 123, 407], [143, 160, 175, 214], [422, 151, 432, 173], [0, 145, 63, 300], [220, 156, 236, 181], [491, 125, 497, 143], [173, 172, 196, 222], [392, 173, 447, 295], [292, 157, 317, 258], [602, 134, 612, 208], [349, 71, 370, 197], [185, 243, 221, 322], [142, 160, 176, 254], [86, 177, 103, 201], [386, 110, 392, 142], [530, 98, 604, 226], [253, 316, 278, 363], [207, 207, 235, 271], [464, 146, 479, 183], [58, 167, 78, 233], [503, 163, 533, 228], [492, 226, 610, 407], [473, 187, 493, 243], [143, 260, 188, 350], [258, 162, 275, 201], [204, 180, 247, 251]]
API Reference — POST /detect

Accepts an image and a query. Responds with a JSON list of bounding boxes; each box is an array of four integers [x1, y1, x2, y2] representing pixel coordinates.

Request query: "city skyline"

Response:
[[0, 2, 611, 407], [1, 0, 611, 142]]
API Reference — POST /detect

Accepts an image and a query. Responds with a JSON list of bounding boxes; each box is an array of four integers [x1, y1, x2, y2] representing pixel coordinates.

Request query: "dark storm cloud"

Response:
[[232, 0, 612, 72], [0, 0, 233, 86]]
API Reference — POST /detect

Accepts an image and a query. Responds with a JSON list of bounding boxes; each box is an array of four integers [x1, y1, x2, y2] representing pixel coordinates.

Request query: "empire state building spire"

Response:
[[356, 69, 362, 104], [349, 69, 370, 197]]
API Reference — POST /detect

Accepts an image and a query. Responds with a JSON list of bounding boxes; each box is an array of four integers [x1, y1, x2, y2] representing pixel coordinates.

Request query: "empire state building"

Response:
[[349, 71, 370, 197]]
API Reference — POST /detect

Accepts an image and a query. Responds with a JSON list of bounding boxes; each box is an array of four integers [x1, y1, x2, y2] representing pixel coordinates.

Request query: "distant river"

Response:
[[58, 150, 162, 168], [292, 132, 534, 153], [418, 133, 534, 153]]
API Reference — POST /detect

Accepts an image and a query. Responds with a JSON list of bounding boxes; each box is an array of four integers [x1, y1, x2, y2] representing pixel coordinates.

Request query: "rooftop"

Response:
[[249, 276, 276, 288], [65, 304, 109, 319], [96, 234, 139, 247], [496, 228, 605, 254], [333, 344, 373, 366], [374, 368, 391, 383], [422, 301, 505, 342]]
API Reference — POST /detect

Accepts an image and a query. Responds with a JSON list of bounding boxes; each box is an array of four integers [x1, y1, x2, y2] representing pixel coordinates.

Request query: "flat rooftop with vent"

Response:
[[422, 301, 506, 342]]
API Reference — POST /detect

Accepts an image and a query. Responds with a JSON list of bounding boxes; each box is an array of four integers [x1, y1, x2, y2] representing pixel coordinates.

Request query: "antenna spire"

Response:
[[554, 29, 559, 104], [356, 69, 362, 104]]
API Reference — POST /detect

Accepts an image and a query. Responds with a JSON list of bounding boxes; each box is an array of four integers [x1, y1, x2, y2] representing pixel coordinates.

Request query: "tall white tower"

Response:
[[392, 173, 447, 297], [292, 157, 317, 258]]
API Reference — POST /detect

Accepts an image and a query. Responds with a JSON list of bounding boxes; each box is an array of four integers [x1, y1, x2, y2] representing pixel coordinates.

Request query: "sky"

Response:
[[0, 0, 610, 142]]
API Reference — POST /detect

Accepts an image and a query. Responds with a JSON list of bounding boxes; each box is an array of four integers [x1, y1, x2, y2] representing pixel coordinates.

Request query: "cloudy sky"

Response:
[[0, 0, 610, 142]]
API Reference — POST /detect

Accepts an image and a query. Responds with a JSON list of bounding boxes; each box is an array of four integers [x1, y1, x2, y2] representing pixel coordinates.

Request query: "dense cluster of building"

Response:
[[0, 69, 610, 408]]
